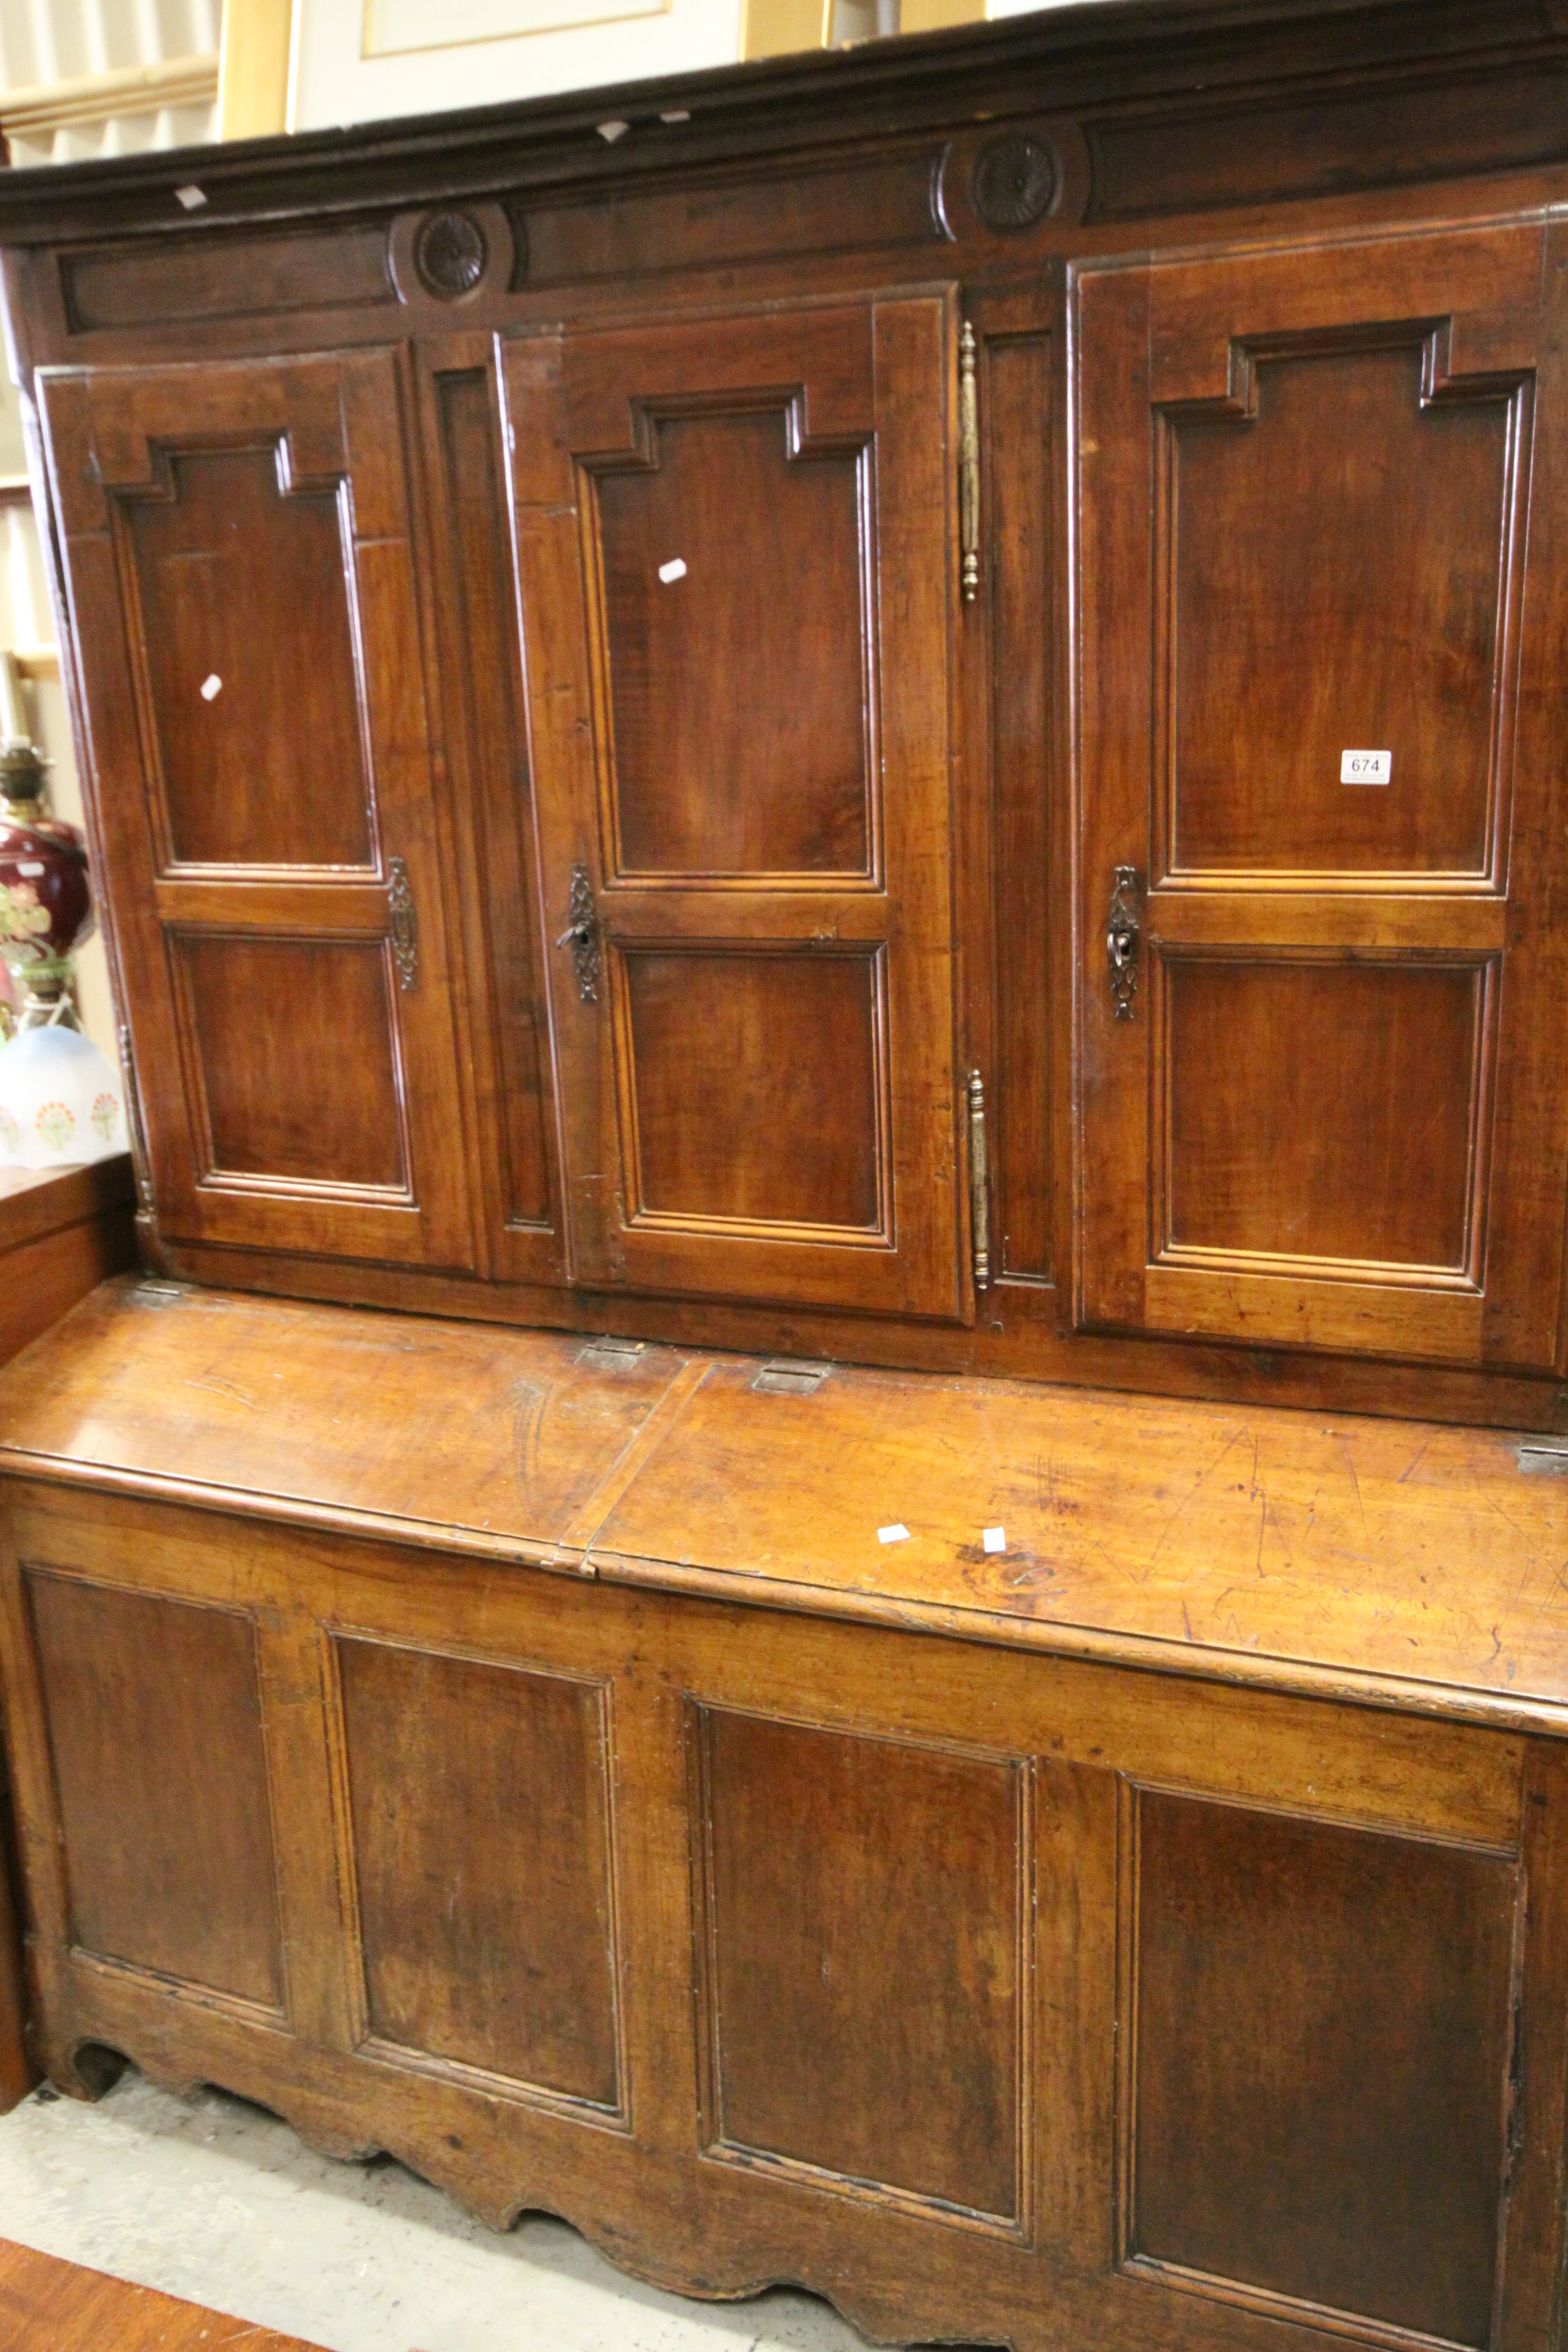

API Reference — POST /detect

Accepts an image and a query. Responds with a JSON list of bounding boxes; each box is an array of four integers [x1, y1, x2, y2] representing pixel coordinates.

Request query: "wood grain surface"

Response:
[[13, 0, 1568, 1425], [4, 1278, 1568, 1730], [0, 1156, 136, 2113], [0, 2239, 328, 2350]]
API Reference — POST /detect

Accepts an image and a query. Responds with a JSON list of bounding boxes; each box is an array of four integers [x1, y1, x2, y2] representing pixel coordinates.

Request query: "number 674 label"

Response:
[[1341, 749, 1393, 785]]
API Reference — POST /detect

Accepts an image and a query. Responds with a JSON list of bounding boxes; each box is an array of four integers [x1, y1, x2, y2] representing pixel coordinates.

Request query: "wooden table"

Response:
[[0, 1155, 134, 2111], [0, 2238, 328, 2350], [0, 1157, 135, 1373]]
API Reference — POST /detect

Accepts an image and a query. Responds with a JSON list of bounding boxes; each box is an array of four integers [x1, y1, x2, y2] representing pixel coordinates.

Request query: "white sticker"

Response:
[[596, 119, 629, 142], [877, 1522, 911, 1545], [200, 673, 223, 701], [982, 1525, 1007, 1554], [658, 557, 687, 584], [174, 184, 207, 209], [659, 108, 691, 123], [1340, 749, 1392, 785]]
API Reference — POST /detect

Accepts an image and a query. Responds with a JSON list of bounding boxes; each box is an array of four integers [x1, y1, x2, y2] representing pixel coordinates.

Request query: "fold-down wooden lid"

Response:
[[3, 1276, 1567, 1734]]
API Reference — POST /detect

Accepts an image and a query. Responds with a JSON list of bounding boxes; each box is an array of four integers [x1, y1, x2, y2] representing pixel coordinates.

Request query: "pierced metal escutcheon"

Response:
[[1107, 864, 1142, 1020], [556, 863, 601, 1004], [387, 857, 419, 992]]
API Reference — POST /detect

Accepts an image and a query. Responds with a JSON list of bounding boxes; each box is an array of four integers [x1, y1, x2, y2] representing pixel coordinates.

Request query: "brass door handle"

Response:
[[555, 863, 601, 1004], [1107, 865, 1141, 1020]]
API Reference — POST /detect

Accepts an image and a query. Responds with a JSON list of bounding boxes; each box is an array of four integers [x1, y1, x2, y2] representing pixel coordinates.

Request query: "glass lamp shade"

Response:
[[0, 1023, 126, 1169]]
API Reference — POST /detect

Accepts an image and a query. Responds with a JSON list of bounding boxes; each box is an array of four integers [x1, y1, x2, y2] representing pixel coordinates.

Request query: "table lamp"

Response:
[[0, 652, 125, 1167]]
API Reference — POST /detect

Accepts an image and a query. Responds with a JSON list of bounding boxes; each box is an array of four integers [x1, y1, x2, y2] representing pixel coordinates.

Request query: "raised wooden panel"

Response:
[[61, 224, 394, 334], [1162, 957, 1485, 1272], [336, 1637, 619, 2106], [595, 409, 871, 881], [516, 144, 945, 287], [1076, 221, 1568, 1368], [179, 936, 407, 1191], [696, 1706, 1025, 2223], [621, 948, 882, 1232], [1128, 1789, 1517, 2346], [127, 446, 372, 873], [1166, 342, 1516, 882], [25, 1572, 282, 2010], [1084, 66, 1568, 223]]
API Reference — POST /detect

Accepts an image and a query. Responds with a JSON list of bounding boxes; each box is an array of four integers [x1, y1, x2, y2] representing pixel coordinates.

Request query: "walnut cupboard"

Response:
[[7, 8, 1568, 2352]]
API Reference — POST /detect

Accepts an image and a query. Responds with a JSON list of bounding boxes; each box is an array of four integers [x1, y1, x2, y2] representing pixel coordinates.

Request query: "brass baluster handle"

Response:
[[555, 863, 601, 1004], [959, 319, 981, 604], [1107, 864, 1141, 1020]]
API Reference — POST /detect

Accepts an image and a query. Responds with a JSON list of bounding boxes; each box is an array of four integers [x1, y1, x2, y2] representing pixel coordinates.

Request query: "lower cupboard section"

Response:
[[3, 1486, 1567, 2352]]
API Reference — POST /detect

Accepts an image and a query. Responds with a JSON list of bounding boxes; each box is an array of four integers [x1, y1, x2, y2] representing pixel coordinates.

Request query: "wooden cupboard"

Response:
[[506, 296, 962, 1316], [44, 354, 476, 1271], [8, 9, 1568, 2352], [1076, 221, 1568, 1370], [6, 0, 1568, 1419]]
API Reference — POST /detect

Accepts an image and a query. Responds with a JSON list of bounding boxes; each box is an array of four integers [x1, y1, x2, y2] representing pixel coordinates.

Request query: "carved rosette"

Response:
[[413, 209, 489, 299], [972, 135, 1057, 231]]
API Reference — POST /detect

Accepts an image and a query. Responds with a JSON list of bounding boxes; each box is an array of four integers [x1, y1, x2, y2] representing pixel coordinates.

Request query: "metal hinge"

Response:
[[116, 1021, 155, 1223], [387, 857, 419, 993], [959, 318, 980, 603], [753, 1358, 832, 1396], [967, 1067, 991, 1291], [577, 1334, 646, 1369]]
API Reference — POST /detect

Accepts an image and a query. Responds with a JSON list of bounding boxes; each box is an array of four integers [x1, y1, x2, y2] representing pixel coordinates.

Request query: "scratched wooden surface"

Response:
[[0, 1279, 695, 1567], [3, 1278, 1567, 1726], [595, 1353, 1568, 1723]]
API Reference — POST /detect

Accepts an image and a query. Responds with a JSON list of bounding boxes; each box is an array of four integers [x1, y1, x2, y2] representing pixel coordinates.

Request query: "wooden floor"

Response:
[[0, 2237, 329, 2349]]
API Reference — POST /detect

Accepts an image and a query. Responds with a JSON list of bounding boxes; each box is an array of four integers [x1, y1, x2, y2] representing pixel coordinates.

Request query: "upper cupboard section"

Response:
[[37, 296, 969, 1324]]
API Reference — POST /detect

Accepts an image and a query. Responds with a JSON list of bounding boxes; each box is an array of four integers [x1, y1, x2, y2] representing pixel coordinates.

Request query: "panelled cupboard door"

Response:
[[1075, 221, 1568, 1368], [504, 297, 964, 1319], [41, 352, 475, 1270]]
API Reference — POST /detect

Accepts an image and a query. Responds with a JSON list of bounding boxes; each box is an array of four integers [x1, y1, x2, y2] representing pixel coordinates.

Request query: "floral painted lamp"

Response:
[[0, 656, 125, 1168]]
